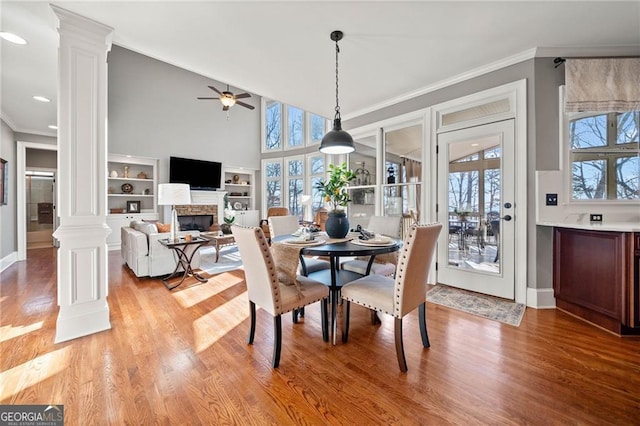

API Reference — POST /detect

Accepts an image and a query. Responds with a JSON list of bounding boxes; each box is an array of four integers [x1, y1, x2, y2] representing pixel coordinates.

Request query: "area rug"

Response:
[[199, 246, 244, 276], [426, 284, 525, 326]]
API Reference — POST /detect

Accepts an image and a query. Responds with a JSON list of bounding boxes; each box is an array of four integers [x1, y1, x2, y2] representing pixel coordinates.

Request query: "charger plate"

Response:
[[351, 239, 395, 247]]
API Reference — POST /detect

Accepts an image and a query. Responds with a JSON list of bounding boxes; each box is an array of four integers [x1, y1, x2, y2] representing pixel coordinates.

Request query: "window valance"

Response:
[[565, 58, 640, 112]]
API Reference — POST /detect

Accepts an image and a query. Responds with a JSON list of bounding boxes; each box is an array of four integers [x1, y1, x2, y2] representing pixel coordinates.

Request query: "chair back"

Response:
[[394, 223, 442, 317], [267, 207, 289, 217], [269, 215, 300, 238], [314, 208, 328, 231], [368, 215, 402, 237], [231, 225, 280, 315]]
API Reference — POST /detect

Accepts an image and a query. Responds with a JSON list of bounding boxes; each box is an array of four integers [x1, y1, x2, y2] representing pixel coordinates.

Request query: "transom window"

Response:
[[569, 111, 639, 201]]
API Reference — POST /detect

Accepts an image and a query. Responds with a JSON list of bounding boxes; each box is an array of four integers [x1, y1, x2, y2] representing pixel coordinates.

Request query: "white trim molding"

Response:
[[526, 287, 556, 309], [0, 252, 18, 273]]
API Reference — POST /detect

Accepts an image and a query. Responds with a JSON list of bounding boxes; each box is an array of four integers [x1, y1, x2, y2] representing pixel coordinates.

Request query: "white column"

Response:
[[51, 5, 114, 343]]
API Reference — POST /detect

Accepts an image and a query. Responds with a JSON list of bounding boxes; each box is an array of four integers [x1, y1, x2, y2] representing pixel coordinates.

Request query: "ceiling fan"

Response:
[[197, 84, 255, 111]]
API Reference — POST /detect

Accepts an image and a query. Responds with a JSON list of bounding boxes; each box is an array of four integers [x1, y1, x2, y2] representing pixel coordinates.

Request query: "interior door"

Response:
[[437, 120, 515, 300]]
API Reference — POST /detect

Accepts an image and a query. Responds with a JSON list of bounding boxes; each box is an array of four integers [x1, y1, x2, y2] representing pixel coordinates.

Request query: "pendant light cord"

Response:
[[334, 38, 341, 120]]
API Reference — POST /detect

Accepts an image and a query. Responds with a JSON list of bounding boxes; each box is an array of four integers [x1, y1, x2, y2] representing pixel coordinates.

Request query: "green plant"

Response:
[[315, 163, 357, 212]]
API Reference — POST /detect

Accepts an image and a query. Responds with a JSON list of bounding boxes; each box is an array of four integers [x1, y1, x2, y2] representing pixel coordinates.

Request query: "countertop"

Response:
[[537, 221, 640, 232]]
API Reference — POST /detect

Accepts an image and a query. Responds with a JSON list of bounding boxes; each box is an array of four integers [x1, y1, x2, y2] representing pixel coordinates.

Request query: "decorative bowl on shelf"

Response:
[[110, 208, 124, 214], [137, 171, 148, 179], [121, 183, 133, 193]]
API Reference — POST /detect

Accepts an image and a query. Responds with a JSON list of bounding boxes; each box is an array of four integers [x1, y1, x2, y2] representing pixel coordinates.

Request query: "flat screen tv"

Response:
[[169, 156, 222, 191]]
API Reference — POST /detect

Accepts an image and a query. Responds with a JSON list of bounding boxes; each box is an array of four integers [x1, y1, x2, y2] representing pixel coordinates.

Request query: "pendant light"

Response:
[[319, 30, 355, 154]]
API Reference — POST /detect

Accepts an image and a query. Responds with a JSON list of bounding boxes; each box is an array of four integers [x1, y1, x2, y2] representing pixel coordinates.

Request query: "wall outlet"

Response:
[[545, 193, 558, 206], [590, 214, 603, 222]]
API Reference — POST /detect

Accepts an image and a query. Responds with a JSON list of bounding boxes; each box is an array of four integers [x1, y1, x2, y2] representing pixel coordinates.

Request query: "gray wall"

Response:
[[0, 120, 16, 259], [344, 57, 565, 291], [26, 148, 57, 169], [108, 46, 262, 189]]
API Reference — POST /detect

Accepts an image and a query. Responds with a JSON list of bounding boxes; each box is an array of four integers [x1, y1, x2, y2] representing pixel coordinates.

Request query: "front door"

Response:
[[437, 120, 515, 299]]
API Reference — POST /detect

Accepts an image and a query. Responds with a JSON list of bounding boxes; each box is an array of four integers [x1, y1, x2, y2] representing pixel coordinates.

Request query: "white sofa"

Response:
[[121, 221, 202, 277]]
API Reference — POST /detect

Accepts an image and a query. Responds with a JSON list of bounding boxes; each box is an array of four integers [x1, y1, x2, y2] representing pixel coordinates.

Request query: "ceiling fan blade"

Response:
[[208, 85, 222, 95], [236, 100, 255, 110], [234, 93, 251, 99], [197, 97, 220, 100]]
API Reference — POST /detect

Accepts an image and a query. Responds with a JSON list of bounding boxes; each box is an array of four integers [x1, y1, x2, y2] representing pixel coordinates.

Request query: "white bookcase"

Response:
[[223, 167, 259, 226], [106, 154, 159, 250]]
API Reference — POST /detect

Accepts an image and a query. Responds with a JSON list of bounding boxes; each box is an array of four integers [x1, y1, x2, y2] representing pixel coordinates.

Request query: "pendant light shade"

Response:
[[319, 30, 355, 154]]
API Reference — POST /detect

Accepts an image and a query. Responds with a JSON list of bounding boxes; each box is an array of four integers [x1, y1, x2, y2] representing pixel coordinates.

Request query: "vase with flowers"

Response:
[[315, 162, 356, 238], [221, 202, 236, 234]]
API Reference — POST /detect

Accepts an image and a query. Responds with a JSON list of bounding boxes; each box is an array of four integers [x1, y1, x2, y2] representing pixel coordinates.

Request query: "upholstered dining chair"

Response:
[[341, 215, 402, 277], [231, 225, 329, 368], [268, 215, 330, 275], [341, 223, 442, 372], [261, 207, 290, 242]]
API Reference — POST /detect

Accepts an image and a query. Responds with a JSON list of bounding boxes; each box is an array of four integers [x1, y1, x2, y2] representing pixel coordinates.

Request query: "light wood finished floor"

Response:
[[1, 248, 639, 425]]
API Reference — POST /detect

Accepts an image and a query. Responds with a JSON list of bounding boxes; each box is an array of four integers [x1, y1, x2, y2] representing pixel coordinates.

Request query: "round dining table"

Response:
[[273, 234, 402, 344]]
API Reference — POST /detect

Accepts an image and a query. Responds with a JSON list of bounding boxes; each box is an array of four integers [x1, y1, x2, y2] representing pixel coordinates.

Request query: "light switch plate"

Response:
[[545, 193, 558, 206], [590, 214, 603, 222]]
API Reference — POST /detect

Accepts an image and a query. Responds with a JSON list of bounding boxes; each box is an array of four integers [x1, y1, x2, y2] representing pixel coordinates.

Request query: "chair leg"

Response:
[[394, 317, 407, 372], [321, 298, 329, 342], [419, 302, 430, 348], [370, 309, 381, 325], [292, 309, 299, 324], [342, 300, 351, 343], [300, 307, 305, 317], [272, 315, 282, 368], [247, 301, 256, 344]]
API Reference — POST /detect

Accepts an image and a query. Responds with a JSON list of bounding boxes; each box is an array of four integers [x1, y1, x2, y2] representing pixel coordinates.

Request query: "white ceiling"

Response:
[[2, 1, 639, 137]]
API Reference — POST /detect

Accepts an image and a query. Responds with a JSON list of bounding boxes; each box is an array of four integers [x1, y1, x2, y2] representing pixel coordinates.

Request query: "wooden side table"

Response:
[[201, 233, 236, 262], [159, 236, 210, 290]]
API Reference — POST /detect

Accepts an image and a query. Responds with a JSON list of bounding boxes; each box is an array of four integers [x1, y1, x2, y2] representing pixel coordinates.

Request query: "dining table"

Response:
[[273, 233, 402, 345]]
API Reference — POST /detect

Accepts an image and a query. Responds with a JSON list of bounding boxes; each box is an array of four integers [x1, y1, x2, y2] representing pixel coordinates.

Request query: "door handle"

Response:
[[501, 215, 512, 221]]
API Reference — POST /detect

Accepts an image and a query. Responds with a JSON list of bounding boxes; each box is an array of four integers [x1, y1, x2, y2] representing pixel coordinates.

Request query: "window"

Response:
[[285, 156, 304, 219], [448, 146, 501, 216], [308, 113, 328, 145], [307, 154, 325, 218], [287, 106, 304, 148], [569, 111, 639, 200], [262, 159, 283, 210], [264, 101, 282, 151]]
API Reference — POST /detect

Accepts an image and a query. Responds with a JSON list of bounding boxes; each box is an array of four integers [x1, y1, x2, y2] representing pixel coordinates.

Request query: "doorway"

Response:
[[437, 120, 515, 299], [17, 141, 58, 260], [25, 170, 56, 249]]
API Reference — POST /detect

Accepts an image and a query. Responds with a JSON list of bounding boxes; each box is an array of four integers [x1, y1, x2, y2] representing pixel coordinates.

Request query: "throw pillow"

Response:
[[157, 223, 171, 233], [136, 222, 158, 235]]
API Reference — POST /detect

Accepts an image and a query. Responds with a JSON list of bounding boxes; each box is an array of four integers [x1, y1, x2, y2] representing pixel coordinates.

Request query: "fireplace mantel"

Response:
[[161, 190, 227, 224]]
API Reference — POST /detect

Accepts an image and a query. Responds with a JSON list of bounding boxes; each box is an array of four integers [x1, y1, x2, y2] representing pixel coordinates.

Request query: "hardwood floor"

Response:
[[1, 248, 639, 425]]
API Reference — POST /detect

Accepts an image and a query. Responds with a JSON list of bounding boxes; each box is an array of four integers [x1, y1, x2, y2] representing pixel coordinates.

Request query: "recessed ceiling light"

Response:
[[0, 32, 27, 45], [33, 96, 51, 103], [48, 125, 58, 130], [471, 143, 479, 147]]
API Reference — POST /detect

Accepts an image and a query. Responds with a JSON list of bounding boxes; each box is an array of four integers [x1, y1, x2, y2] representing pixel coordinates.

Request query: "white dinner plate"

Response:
[[233, 201, 243, 210], [351, 239, 396, 247], [282, 238, 326, 246]]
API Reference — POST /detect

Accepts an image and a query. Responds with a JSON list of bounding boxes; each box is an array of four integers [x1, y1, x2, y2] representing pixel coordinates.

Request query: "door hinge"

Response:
[[436, 145, 439, 154], [435, 262, 438, 271], [436, 203, 439, 213]]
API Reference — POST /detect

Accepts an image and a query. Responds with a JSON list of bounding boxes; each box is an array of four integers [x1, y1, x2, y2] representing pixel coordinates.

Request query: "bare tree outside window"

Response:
[[265, 101, 282, 150], [570, 112, 639, 200]]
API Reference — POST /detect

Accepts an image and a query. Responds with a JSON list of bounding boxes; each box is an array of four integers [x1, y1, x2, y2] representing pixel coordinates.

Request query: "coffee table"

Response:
[[201, 232, 236, 262]]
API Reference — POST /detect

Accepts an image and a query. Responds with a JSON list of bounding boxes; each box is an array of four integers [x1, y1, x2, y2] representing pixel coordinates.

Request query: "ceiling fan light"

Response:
[[319, 118, 355, 154], [220, 95, 236, 107]]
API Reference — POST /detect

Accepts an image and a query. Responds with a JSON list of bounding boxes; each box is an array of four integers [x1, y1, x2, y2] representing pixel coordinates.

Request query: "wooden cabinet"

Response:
[[107, 154, 159, 250], [553, 228, 639, 335]]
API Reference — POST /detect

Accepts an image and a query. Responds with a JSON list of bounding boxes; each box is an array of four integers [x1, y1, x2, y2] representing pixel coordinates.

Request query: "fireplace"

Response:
[[178, 214, 213, 232], [175, 203, 218, 232]]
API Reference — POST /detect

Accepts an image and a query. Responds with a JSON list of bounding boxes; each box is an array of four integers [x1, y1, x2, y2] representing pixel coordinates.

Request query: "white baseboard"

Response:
[[527, 287, 556, 309], [0, 251, 18, 273]]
